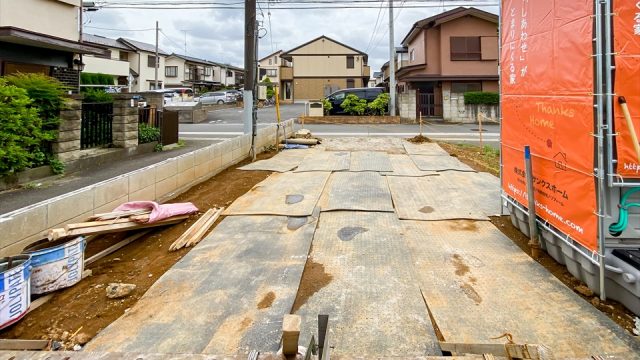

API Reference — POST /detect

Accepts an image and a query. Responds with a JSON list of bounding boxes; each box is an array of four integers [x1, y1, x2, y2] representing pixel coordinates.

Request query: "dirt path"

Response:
[[439, 141, 636, 334], [0, 152, 276, 349]]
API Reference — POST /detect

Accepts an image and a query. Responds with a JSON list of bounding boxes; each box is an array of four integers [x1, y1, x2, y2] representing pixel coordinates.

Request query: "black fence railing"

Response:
[[81, 102, 113, 149]]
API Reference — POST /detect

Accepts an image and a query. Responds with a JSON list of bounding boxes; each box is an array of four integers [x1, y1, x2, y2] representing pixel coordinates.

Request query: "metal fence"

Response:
[[81, 102, 113, 149]]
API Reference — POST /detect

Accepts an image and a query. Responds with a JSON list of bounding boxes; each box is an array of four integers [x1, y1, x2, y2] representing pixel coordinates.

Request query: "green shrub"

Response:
[[340, 94, 368, 115], [321, 98, 333, 115], [5, 73, 66, 130], [263, 77, 274, 99], [49, 158, 65, 175], [0, 80, 55, 176], [463, 91, 499, 105], [368, 93, 390, 115], [139, 123, 161, 144], [80, 73, 115, 85], [82, 88, 113, 103]]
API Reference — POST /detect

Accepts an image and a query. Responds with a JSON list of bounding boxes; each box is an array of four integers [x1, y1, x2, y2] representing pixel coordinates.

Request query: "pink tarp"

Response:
[[114, 201, 199, 223]]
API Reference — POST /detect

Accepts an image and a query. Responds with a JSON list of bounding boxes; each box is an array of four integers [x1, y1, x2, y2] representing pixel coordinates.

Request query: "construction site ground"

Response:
[[2, 137, 639, 359]]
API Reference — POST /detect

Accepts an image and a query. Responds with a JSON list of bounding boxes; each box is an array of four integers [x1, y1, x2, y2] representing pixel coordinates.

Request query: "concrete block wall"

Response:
[[0, 120, 295, 257], [398, 90, 417, 122], [112, 94, 139, 148], [443, 91, 499, 124], [54, 98, 83, 162]]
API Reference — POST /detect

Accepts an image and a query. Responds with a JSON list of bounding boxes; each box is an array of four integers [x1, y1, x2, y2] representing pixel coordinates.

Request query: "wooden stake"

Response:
[[0, 339, 50, 351], [419, 111, 423, 137], [184, 208, 223, 248], [478, 111, 484, 149], [619, 96, 640, 163], [169, 209, 215, 251], [282, 314, 301, 356]]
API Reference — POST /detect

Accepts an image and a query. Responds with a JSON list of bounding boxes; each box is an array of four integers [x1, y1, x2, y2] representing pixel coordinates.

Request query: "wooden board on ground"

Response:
[[293, 151, 350, 172], [349, 151, 393, 172], [403, 142, 450, 156], [223, 172, 330, 217], [402, 221, 640, 358], [237, 148, 314, 172], [294, 211, 441, 357], [386, 154, 439, 177], [387, 172, 500, 220], [84, 214, 318, 355], [317, 172, 394, 212], [410, 154, 475, 172]]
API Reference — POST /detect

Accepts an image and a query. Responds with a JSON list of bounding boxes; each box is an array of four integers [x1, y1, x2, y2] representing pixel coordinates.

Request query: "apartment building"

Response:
[[165, 54, 216, 91], [280, 35, 370, 101], [118, 38, 169, 91], [258, 50, 293, 102], [0, 0, 104, 89]]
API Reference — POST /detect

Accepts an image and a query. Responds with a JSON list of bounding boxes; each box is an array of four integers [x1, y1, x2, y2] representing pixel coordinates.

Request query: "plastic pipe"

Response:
[[524, 146, 540, 258]]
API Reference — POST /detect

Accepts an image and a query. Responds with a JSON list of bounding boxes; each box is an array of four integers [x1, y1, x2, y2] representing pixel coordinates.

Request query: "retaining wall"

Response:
[[0, 120, 294, 257]]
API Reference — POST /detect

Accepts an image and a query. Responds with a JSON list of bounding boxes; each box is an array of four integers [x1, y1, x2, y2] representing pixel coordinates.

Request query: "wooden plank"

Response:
[[49, 215, 188, 240], [65, 217, 144, 231], [26, 295, 53, 315], [89, 209, 151, 221], [169, 209, 215, 251], [85, 231, 151, 266], [184, 208, 223, 248], [0, 339, 50, 350], [439, 341, 552, 359]]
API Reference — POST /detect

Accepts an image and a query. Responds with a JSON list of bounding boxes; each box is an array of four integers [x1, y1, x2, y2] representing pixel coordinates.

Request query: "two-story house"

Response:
[[0, 0, 104, 89], [258, 50, 293, 102], [210, 63, 244, 88], [280, 35, 370, 101], [82, 34, 134, 89], [118, 38, 169, 91], [165, 53, 216, 91], [396, 7, 498, 120]]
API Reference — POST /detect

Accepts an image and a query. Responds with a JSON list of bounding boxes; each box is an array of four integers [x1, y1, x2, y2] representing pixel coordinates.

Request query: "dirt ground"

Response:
[[440, 141, 637, 334], [0, 152, 277, 349]]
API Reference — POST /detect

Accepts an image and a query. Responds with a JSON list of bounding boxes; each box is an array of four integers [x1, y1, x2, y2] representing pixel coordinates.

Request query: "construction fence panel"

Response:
[[500, 0, 598, 251]]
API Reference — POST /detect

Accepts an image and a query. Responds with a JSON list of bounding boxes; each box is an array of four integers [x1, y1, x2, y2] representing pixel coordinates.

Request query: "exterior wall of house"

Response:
[[164, 57, 185, 87], [259, 52, 282, 83], [134, 50, 166, 90], [83, 46, 130, 78], [292, 55, 365, 77], [439, 16, 498, 76], [425, 27, 441, 74], [288, 38, 358, 55], [0, 0, 79, 41], [293, 78, 349, 100], [407, 30, 426, 66]]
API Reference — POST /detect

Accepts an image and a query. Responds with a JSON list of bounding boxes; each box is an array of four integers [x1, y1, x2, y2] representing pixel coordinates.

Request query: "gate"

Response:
[[160, 110, 179, 146], [416, 91, 441, 118], [81, 102, 113, 149]]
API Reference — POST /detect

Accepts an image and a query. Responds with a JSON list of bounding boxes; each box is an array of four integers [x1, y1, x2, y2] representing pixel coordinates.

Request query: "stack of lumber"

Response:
[[48, 210, 189, 241], [169, 208, 224, 251], [283, 129, 319, 145]]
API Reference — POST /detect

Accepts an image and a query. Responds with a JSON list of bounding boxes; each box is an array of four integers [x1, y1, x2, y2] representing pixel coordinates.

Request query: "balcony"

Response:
[[363, 65, 371, 78], [280, 66, 293, 80]]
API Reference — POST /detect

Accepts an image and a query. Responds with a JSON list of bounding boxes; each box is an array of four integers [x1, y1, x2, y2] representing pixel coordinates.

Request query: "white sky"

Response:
[[85, 2, 498, 74]]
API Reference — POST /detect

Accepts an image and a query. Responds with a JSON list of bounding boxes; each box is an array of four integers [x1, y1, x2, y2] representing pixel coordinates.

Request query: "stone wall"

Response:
[[53, 97, 82, 162], [442, 91, 499, 123], [0, 120, 295, 257], [112, 94, 139, 148], [398, 90, 417, 122], [299, 116, 400, 124]]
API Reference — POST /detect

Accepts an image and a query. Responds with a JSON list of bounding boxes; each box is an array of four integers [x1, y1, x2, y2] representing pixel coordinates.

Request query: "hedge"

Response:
[[463, 91, 499, 105], [80, 72, 115, 85]]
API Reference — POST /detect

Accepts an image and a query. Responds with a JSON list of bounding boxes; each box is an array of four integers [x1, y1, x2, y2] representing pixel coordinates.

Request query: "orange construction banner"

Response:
[[613, 2, 640, 177], [501, 0, 598, 250]]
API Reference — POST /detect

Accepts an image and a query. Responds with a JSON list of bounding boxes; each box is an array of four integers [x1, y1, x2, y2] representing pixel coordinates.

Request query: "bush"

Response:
[[5, 73, 66, 130], [80, 73, 115, 85], [463, 91, 499, 105], [368, 93, 390, 115], [322, 98, 332, 115], [263, 77, 274, 99], [0, 80, 55, 176], [138, 123, 161, 144], [340, 94, 368, 115], [82, 88, 113, 103]]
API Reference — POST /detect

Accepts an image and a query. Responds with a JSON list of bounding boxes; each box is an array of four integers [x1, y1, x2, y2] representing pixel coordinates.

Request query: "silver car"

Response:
[[199, 92, 234, 104]]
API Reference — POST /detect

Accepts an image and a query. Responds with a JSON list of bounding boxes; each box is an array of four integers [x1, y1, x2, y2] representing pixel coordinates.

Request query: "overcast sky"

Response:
[[85, 2, 498, 74]]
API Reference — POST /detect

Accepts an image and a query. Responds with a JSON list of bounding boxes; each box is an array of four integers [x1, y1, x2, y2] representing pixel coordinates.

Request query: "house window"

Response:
[[266, 69, 277, 77], [226, 70, 233, 77], [165, 66, 178, 77], [410, 49, 415, 62], [119, 51, 129, 61], [451, 82, 482, 93], [148, 55, 158, 68], [268, 59, 272, 65], [346, 79, 355, 88], [205, 67, 212, 76], [346, 56, 355, 69], [450, 37, 481, 60], [96, 50, 111, 59]]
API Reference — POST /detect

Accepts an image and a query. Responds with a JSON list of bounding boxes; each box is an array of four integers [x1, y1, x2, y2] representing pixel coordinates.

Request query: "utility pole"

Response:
[[154, 21, 159, 89], [388, 0, 396, 116], [244, 0, 257, 157]]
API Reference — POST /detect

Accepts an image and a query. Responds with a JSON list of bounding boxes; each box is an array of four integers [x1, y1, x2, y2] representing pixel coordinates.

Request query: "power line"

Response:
[[84, 25, 155, 31], [94, 1, 498, 10], [160, 29, 184, 52], [364, 0, 386, 53], [370, 0, 405, 50]]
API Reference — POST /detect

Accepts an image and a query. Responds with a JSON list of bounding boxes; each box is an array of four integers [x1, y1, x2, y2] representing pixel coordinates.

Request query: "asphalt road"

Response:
[[179, 103, 501, 148]]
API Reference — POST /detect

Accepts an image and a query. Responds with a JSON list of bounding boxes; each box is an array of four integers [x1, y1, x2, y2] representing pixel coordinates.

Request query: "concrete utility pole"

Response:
[[244, 0, 258, 158], [388, 0, 396, 116], [154, 21, 159, 89]]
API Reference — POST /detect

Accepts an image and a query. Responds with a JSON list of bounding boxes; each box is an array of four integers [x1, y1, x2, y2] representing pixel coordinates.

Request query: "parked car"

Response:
[[324, 87, 385, 115], [225, 90, 243, 101], [200, 92, 234, 104]]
